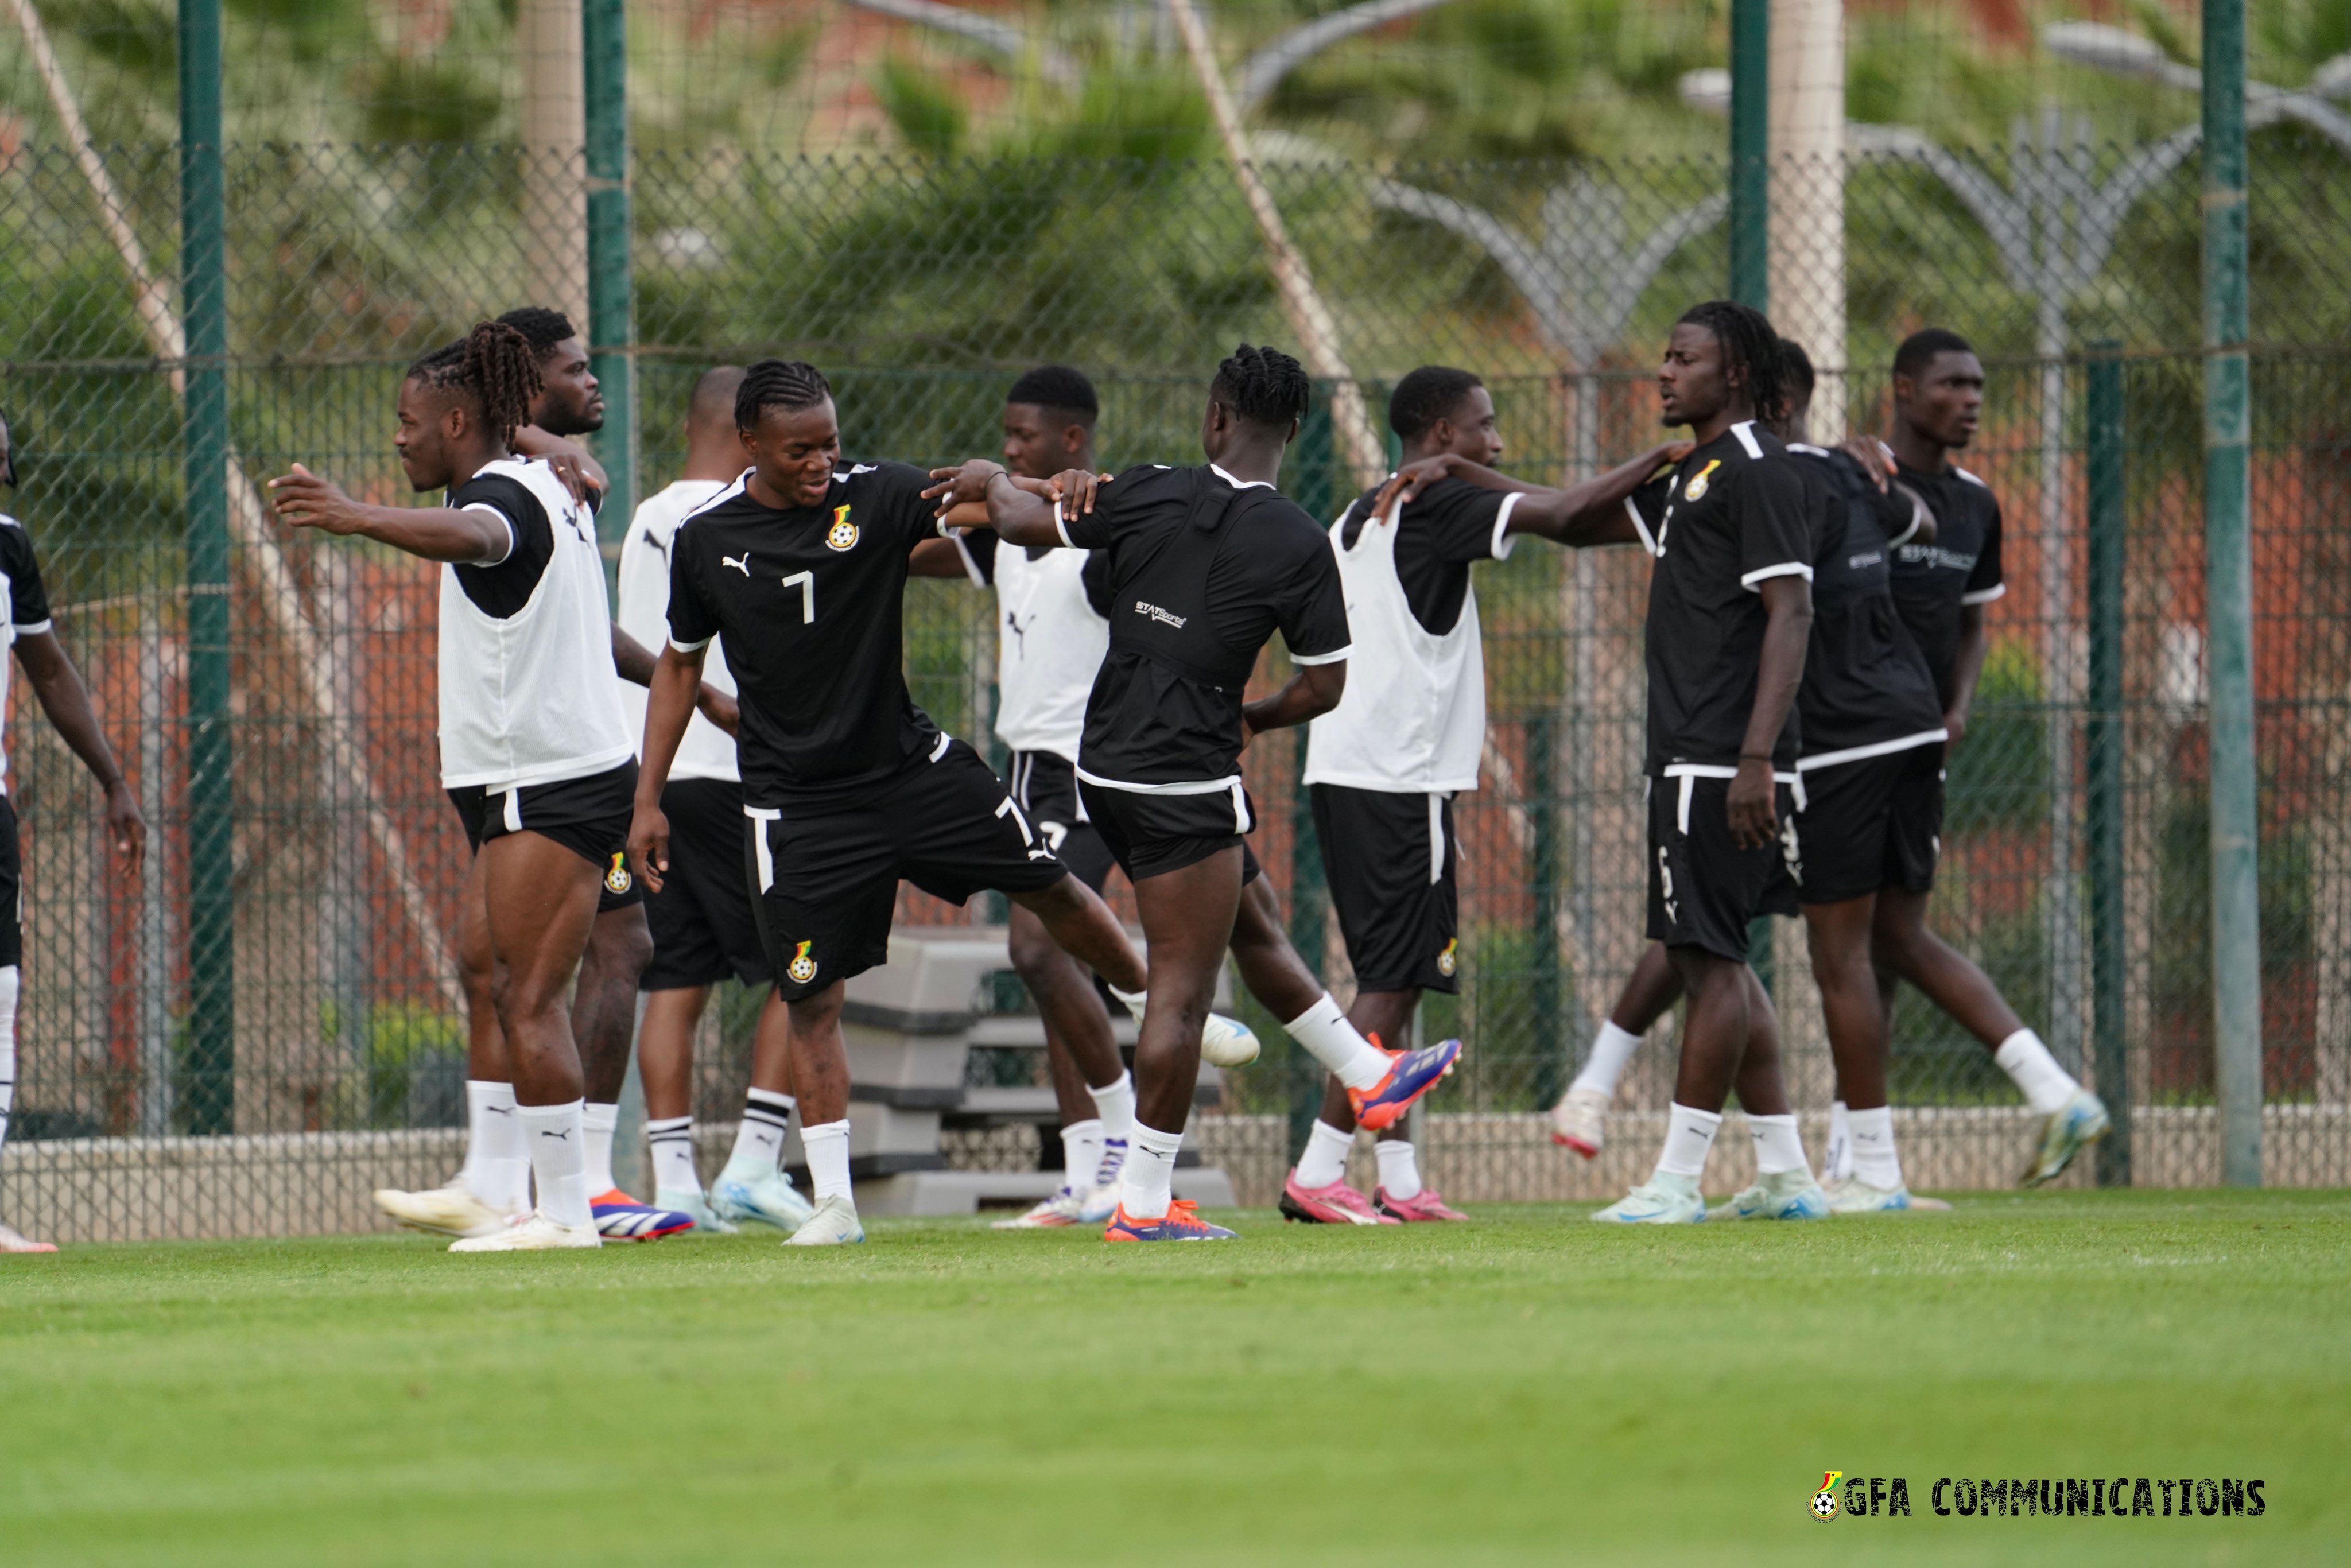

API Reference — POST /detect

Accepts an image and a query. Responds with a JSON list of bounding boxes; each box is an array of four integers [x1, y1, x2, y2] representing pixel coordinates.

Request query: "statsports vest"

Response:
[[1302, 495, 1489, 794], [436, 457, 634, 791]]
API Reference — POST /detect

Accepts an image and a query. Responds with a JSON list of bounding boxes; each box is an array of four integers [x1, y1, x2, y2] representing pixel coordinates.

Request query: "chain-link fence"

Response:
[[1, 135, 2346, 1238]]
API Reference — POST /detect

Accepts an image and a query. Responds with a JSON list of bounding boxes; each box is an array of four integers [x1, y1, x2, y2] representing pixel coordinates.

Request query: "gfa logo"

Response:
[[825, 505, 859, 551], [1811, 1471, 1844, 1521]]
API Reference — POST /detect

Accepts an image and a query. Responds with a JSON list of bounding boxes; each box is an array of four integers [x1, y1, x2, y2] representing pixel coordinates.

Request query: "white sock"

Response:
[[1825, 1099, 1854, 1183], [460, 1080, 529, 1212], [1994, 1028, 2080, 1115], [0, 965, 17, 1158], [1294, 1118, 1354, 1189], [1086, 1069, 1136, 1142], [1569, 1019, 1643, 1099], [1653, 1103, 1722, 1179], [724, 1088, 794, 1179], [581, 1101, 619, 1197], [1107, 984, 1147, 1026], [647, 1115, 699, 1195], [1060, 1117, 1105, 1194], [1283, 994, 1389, 1090], [517, 1099, 591, 1227], [1848, 1104, 1902, 1189], [1749, 1112, 1809, 1177], [1375, 1138, 1422, 1200], [801, 1118, 852, 1203], [1121, 1121, 1184, 1220]]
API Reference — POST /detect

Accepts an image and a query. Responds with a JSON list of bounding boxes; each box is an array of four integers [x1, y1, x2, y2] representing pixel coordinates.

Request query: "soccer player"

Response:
[[911, 366, 1149, 1229], [1864, 328, 2109, 1185], [1286, 366, 1687, 1224], [630, 360, 1173, 1247], [1586, 302, 1826, 1223], [273, 321, 635, 1249], [932, 344, 1465, 1242], [617, 365, 817, 1236], [0, 412, 149, 1255]]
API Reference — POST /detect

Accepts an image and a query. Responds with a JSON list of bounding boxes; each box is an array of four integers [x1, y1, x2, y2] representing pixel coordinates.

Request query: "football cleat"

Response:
[[375, 1178, 523, 1240], [1076, 1139, 1128, 1224], [2023, 1089, 2111, 1187], [1548, 1086, 1608, 1158], [1347, 1037, 1463, 1132], [1200, 1012, 1260, 1068], [1104, 1198, 1236, 1242], [783, 1194, 866, 1246], [448, 1209, 602, 1251], [1824, 1178, 1918, 1215], [654, 1187, 739, 1235], [1375, 1186, 1469, 1222], [992, 1187, 1088, 1229], [712, 1167, 817, 1233], [1590, 1174, 1706, 1224], [589, 1189, 695, 1242], [1278, 1169, 1394, 1225], [0, 1221, 57, 1253], [1709, 1170, 1831, 1221]]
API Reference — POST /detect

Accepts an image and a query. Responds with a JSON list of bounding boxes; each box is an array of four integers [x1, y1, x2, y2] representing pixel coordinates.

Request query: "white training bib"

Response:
[[991, 542, 1107, 763]]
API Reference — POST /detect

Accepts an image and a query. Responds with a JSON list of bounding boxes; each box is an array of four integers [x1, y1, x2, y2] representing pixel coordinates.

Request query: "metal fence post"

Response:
[[1728, 0, 1770, 311], [2085, 341, 2130, 1186], [584, 0, 635, 534], [178, 0, 233, 1134], [2202, 0, 2263, 1186]]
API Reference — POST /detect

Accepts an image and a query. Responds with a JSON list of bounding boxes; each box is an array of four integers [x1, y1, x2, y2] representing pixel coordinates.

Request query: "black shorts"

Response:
[[642, 776, 770, 991], [1646, 771, 1799, 961], [749, 739, 1069, 1002], [0, 794, 20, 968], [1078, 777, 1264, 885], [1007, 751, 1115, 895], [1792, 742, 1945, 905], [1310, 783, 1459, 994], [448, 762, 643, 911]]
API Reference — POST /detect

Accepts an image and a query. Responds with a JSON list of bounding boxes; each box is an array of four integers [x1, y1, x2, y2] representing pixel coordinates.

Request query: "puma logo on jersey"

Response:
[[825, 505, 859, 551], [722, 554, 751, 576], [1134, 600, 1187, 630], [1006, 609, 1031, 658]]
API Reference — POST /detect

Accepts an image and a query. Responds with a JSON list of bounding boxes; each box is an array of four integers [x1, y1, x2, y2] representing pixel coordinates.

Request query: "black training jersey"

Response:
[[1888, 457, 2004, 704], [0, 513, 54, 791], [1057, 462, 1351, 789], [1623, 421, 1814, 773], [666, 461, 942, 809], [1336, 475, 1517, 635], [1786, 444, 1947, 765]]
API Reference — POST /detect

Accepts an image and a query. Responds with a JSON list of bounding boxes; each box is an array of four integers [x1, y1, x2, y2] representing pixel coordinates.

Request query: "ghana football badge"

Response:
[[1810, 1472, 1843, 1521], [1683, 459, 1721, 501], [787, 940, 818, 984], [825, 504, 859, 551], [1436, 939, 1458, 978], [604, 852, 632, 895]]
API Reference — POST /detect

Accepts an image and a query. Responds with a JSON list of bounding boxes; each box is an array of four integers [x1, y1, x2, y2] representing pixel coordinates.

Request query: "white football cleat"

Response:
[[1549, 1086, 1608, 1158], [783, 1194, 866, 1246], [711, 1167, 817, 1233], [0, 1221, 57, 1253], [1200, 1012, 1260, 1068], [376, 1179, 522, 1240], [448, 1209, 602, 1251], [991, 1187, 1088, 1229]]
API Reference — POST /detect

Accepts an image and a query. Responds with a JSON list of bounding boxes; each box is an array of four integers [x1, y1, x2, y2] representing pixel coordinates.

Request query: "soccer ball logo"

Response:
[[825, 504, 860, 551], [1809, 1471, 1842, 1522], [787, 940, 818, 984], [603, 853, 632, 895]]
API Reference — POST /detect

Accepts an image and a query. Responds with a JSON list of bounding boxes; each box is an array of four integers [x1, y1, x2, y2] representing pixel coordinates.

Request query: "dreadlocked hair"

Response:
[[494, 306, 577, 360], [1211, 343, 1310, 428], [736, 359, 832, 430], [406, 321, 542, 447], [1675, 300, 1787, 424]]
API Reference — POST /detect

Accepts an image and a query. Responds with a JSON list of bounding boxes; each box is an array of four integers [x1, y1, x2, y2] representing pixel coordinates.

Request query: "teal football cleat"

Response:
[[712, 1167, 817, 1233], [1710, 1170, 1831, 1221], [655, 1187, 739, 1236], [1825, 1178, 1916, 1215], [1589, 1173, 1706, 1224], [2023, 1089, 2111, 1187]]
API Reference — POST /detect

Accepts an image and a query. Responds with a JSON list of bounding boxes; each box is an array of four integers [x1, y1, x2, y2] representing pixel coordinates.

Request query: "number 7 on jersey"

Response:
[[781, 570, 814, 623]]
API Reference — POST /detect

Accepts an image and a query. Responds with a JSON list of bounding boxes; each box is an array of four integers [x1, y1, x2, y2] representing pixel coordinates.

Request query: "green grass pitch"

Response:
[[4, 1190, 2346, 1566]]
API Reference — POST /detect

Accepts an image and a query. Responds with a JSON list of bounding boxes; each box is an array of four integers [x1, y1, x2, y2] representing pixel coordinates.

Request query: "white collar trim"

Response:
[[1210, 462, 1273, 491]]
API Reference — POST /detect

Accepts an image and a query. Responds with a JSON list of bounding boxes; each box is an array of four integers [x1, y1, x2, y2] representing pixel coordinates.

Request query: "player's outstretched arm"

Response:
[[511, 426, 607, 504], [924, 461, 1074, 548], [1727, 575, 1812, 851], [269, 464, 509, 564], [1241, 659, 1346, 736], [610, 624, 738, 733], [628, 641, 708, 893], [14, 630, 143, 876], [1366, 443, 1688, 547]]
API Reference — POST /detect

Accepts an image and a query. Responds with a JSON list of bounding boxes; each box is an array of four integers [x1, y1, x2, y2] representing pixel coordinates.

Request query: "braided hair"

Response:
[[1675, 301, 1786, 424], [735, 359, 832, 431], [406, 320, 542, 447], [1211, 343, 1310, 428]]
